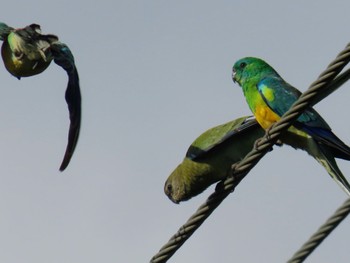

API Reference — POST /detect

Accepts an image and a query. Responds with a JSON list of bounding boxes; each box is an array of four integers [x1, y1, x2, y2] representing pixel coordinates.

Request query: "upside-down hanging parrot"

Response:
[[164, 116, 265, 203], [232, 57, 350, 196], [0, 22, 81, 171]]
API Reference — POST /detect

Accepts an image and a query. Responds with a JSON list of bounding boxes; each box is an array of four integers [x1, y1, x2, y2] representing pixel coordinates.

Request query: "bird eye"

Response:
[[165, 183, 173, 194], [14, 50, 22, 58], [240, 62, 247, 69]]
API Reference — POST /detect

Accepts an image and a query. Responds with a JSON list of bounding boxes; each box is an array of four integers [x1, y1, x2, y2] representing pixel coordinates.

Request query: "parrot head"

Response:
[[164, 164, 186, 204], [232, 57, 278, 86], [164, 159, 216, 204], [1, 24, 58, 79]]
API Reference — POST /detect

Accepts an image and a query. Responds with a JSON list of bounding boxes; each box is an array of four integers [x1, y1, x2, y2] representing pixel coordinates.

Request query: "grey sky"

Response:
[[1, 1, 350, 262]]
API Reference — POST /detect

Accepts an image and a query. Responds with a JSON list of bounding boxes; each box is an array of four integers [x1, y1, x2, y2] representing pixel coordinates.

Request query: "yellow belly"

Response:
[[255, 105, 281, 129]]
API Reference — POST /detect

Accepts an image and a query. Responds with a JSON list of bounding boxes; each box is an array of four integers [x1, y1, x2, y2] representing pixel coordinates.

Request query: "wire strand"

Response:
[[287, 198, 350, 263]]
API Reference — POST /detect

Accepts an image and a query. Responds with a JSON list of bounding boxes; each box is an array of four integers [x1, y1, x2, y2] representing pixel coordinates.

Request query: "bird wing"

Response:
[[258, 77, 350, 160], [186, 116, 260, 160], [300, 123, 350, 160], [0, 22, 13, 41], [50, 41, 81, 171], [14, 24, 58, 61], [257, 76, 302, 116]]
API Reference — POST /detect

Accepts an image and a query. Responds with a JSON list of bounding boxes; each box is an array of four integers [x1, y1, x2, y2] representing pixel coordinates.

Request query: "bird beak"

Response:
[[167, 193, 180, 204], [164, 182, 180, 204], [232, 68, 237, 83], [170, 198, 180, 204]]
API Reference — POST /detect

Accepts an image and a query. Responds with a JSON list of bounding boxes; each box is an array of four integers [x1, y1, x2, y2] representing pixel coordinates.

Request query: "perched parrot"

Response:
[[232, 57, 350, 196], [164, 116, 265, 203], [0, 22, 81, 171]]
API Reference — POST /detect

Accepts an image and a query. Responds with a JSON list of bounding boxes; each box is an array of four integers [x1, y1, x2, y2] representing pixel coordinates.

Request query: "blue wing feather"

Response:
[[257, 77, 331, 127], [257, 76, 350, 159], [257, 77, 300, 116], [298, 124, 350, 160]]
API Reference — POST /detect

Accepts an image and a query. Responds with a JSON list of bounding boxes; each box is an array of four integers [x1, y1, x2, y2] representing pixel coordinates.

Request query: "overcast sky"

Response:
[[1, 1, 350, 262]]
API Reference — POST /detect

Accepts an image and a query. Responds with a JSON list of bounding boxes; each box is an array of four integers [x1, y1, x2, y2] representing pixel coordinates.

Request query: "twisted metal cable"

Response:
[[287, 198, 350, 263], [311, 67, 350, 107], [150, 43, 350, 263]]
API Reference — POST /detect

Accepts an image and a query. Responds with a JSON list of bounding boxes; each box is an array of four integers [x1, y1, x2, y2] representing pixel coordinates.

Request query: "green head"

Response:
[[1, 27, 55, 78], [232, 57, 279, 87], [164, 159, 215, 204], [164, 163, 190, 204]]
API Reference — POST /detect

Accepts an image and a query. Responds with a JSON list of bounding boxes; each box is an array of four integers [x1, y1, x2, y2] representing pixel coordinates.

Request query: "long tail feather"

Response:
[[317, 144, 350, 196]]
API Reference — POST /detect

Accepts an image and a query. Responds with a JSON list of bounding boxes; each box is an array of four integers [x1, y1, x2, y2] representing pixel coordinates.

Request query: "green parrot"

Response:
[[164, 116, 264, 203], [0, 22, 81, 171], [232, 57, 350, 196]]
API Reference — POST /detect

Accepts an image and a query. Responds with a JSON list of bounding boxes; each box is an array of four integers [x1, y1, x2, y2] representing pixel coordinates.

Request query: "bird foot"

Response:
[[275, 139, 283, 147], [254, 137, 274, 152], [38, 49, 48, 62], [32, 61, 38, 70], [265, 125, 273, 139], [254, 137, 263, 149], [215, 163, 240, 193], [257, 126, 275, 151]]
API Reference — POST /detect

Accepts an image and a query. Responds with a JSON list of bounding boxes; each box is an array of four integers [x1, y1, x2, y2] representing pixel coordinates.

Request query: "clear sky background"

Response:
[[1, 1, 350, 262]]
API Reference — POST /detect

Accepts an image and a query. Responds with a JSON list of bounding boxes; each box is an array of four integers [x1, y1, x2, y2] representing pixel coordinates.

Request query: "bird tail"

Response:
[[317, 144, 350, 196], [281, 130, 350, 196], [302, 126, 350, 161]]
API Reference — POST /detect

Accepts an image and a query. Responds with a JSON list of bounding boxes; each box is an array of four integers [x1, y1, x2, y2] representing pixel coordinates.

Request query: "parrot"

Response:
[[0, 22, 81, 171], [232, 57, 350, 196], [164, 116, 265, 203]]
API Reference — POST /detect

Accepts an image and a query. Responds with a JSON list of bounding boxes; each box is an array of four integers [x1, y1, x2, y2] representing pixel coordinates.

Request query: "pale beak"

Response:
[[232, 68, 237, 83]]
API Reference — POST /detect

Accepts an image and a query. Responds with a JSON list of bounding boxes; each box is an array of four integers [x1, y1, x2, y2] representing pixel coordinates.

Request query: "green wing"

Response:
[[186, 116, 259, 160]]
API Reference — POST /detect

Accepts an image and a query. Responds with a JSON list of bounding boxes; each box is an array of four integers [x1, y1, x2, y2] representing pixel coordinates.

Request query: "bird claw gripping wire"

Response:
[[254, 123, 278, 151], [214, 163, 242, 193], [214, 179, 229, 193], [254, 137, 274, 152]]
